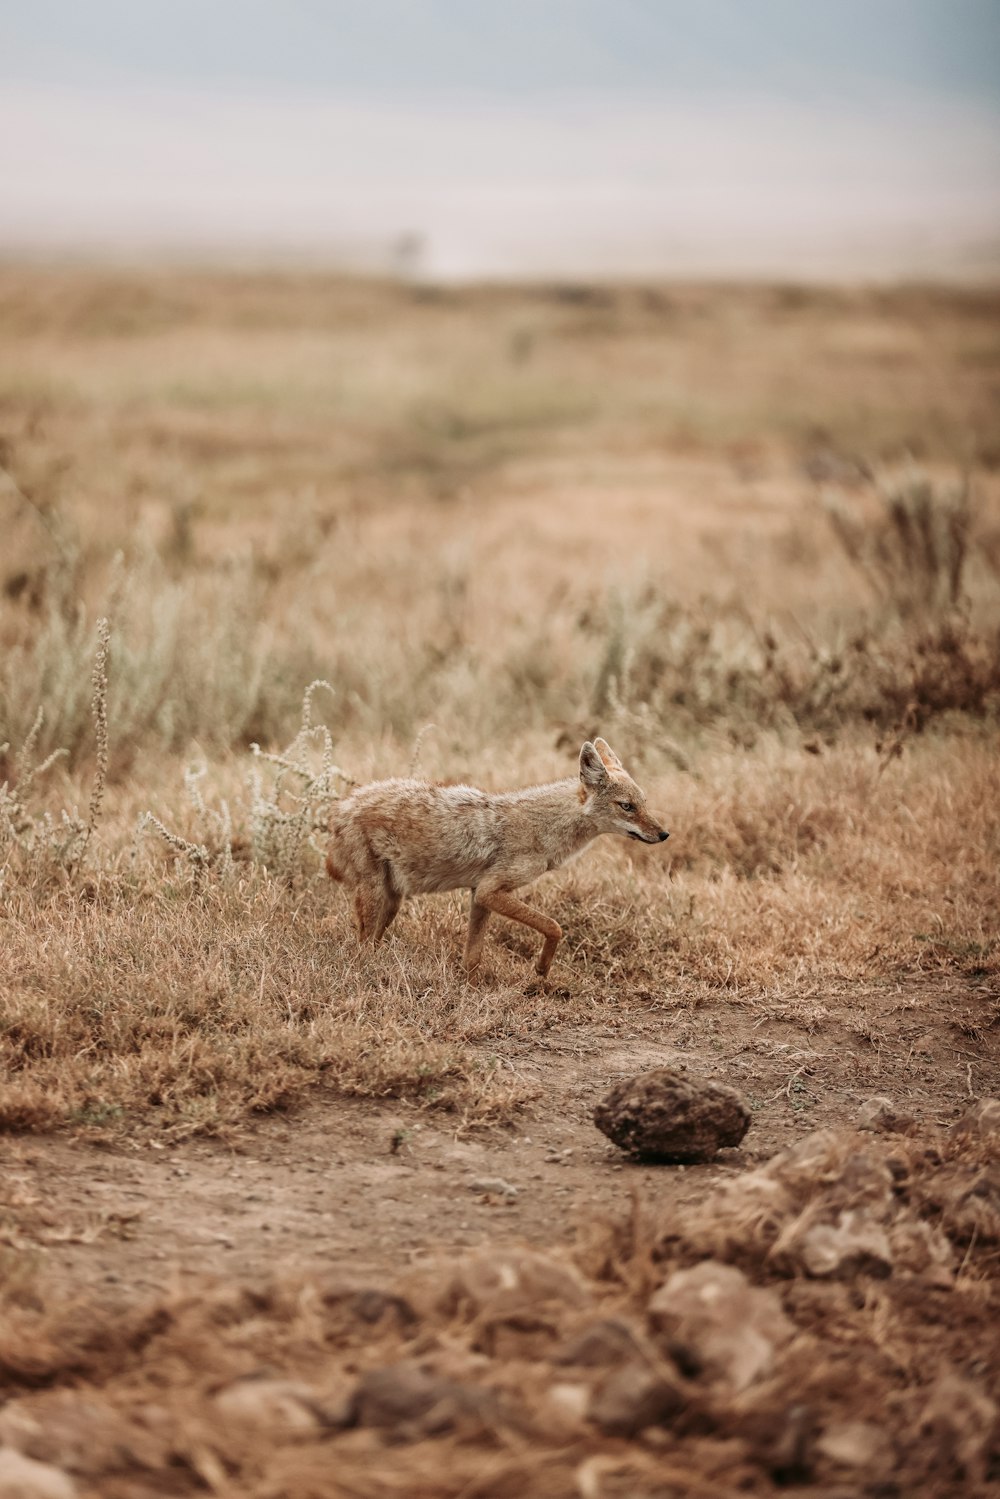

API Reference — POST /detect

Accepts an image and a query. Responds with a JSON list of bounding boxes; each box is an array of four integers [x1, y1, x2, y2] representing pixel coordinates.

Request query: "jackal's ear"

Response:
[[594, 737, 623, 771], [580, 741, 608, 789]]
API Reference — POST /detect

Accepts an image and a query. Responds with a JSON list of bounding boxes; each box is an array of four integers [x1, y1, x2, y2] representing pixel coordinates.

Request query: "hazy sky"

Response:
[[2, 1, 999, 277], [4, 1, 999, 101]]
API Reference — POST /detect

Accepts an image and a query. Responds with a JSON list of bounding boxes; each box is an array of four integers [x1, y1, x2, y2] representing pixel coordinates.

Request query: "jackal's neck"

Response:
[[497, 777, 602, 851]]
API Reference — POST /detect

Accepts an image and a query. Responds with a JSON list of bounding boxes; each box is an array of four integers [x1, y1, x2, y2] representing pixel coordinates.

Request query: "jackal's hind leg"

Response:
[[354, 864, 401, 946], [475, 889, 563, 978], [354, 886, 397, 944], [371, 863, 401, 944], [352, 882, 380, 943], [348, 846, 401, 946], [464, 893, 492, 972]]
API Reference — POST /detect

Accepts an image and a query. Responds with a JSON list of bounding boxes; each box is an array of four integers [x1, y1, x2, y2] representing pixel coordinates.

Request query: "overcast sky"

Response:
[[2, 1, 999, 277]]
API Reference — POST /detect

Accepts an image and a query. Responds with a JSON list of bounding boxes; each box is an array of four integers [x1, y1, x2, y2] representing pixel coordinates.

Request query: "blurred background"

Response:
[[2, 0, 999, 280]]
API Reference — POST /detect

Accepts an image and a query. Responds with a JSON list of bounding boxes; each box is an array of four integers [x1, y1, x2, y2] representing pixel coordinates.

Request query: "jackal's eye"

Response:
[[617, 800, 636, 814]]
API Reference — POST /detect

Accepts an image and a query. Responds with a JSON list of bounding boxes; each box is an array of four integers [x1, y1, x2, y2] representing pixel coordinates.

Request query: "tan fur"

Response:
[[326, 738, 669, 977]]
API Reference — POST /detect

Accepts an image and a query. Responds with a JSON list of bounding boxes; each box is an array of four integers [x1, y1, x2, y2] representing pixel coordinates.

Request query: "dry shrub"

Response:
[[140, 679, 350, 886], [666, 749, 866, 879], [651, 732, 1000, 993], [0, 542, 325, 767], [0, 617, 111, 884], [867, 615, 1000, 728], [813, 470, 1000, 730], [588, 584, 1000, 743], [3, 505, 997, 799], [0, 636, 551, 1136], [825, 469, 973, 619]]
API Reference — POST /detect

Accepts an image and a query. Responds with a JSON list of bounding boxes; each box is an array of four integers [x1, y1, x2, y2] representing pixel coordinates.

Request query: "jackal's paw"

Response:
[[526, 974, 575, 1000]]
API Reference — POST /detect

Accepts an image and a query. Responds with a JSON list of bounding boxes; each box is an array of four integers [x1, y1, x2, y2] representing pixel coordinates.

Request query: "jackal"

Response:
[[326, 738, 669, 977]]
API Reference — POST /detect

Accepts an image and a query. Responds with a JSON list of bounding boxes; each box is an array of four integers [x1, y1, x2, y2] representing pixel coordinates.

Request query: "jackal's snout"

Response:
[[632, 807, 669, 844], [629, 825, 669, 843]]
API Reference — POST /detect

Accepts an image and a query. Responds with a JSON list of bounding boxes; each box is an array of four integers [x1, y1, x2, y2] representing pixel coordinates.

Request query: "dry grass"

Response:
[[0, 721, 996, 1138], [0, 267, 998, 1140]]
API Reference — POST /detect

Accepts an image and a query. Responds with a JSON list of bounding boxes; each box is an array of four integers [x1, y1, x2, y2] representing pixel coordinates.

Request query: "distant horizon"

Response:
[[2, 1, 998, 281], [3, 83, 997, 282]]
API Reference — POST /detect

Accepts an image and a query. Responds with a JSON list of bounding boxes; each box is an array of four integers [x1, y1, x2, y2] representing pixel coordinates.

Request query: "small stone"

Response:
[[817, 1420, 892, 1469], [0, 1450, 77, 1499], [951, 1097, 1000, 1144], [346, 1363, 498, 1440], [213, 1378, 328, 1435], [588, 1361, 684, 1437], [348, 1288, 418, 1327], [648, 1261, 793, 1393], [546, 1382, 590, 1427], [448, 1249, 589, 1316], [594, 1069, 750, 1161], [469, 1177, 519, 1198], [856, 1097, 915, 1134], [794, 1210, 892, 1279], [553, 1317, 646, 1369]]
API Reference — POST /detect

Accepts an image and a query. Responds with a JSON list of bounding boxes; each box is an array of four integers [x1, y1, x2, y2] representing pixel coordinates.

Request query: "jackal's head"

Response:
[[579, 738, 670, 844]]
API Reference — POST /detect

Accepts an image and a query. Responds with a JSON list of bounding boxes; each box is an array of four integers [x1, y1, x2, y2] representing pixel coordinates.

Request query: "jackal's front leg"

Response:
[[475, 889, 563, 977]]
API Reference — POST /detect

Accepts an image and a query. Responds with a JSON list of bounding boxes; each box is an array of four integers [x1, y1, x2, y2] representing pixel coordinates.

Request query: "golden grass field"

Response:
[[0, 267, 999, 1496]]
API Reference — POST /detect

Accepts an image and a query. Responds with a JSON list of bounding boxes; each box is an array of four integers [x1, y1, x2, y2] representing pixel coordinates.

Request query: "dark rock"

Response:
[[349, 1288, 418, 1327], [594, 1068, 751, 1161], [588, 1360, 685, 1437], [553, 1316, 647, 1369], [346, 1363, 499, 1441]]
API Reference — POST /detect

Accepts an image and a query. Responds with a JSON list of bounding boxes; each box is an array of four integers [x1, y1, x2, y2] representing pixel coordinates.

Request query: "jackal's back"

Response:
[[328, 777, 503, 895]]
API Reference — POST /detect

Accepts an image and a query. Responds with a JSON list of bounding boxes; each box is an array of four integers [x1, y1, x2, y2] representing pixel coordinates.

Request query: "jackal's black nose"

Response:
[[658, 830, 670, 842]]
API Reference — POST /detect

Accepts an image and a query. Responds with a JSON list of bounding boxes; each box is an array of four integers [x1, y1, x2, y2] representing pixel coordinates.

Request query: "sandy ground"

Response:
[[8, 974, 996, 1303]]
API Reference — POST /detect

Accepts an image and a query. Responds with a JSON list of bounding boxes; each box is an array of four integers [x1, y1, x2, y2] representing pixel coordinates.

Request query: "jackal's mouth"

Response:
[[628, 830, 656, 842]]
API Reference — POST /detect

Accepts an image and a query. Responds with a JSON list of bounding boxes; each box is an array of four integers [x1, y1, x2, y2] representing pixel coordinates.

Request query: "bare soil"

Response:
[[8, 975, 996, 1303]]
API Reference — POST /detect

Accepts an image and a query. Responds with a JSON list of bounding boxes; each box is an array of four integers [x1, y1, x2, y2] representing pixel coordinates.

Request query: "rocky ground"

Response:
[[1, 980, 998, 1498]]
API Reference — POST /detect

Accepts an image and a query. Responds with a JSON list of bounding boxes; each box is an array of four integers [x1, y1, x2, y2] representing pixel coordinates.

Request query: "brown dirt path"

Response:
[[4, 977, 997, 1303]]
